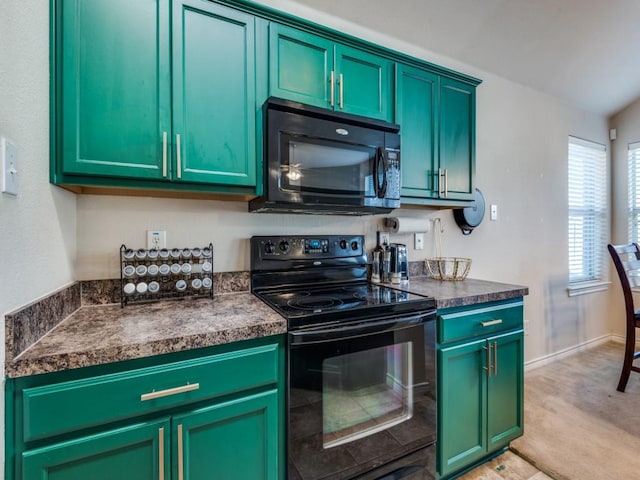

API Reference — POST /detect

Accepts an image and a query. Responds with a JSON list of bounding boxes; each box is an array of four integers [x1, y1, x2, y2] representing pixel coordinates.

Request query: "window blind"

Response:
[[628, 142, 640, 243], [568, 136, 607, 284]]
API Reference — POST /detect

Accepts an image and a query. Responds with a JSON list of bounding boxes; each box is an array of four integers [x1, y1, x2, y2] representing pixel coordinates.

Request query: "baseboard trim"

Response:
[[525, 334, 616, 371]]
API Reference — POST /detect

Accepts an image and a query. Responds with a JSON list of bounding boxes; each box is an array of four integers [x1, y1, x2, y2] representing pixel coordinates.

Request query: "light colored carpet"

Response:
[[510, 341, 640, 480]]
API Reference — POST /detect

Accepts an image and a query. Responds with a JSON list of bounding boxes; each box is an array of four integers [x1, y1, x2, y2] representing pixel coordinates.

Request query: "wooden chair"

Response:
[[608, 243, 640, 392]]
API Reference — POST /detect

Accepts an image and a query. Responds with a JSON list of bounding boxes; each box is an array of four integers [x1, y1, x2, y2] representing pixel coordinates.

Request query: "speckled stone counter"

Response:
[[6, 293, 285, 378], [400, 277, 528, 309], [5, 275, 527, 379]]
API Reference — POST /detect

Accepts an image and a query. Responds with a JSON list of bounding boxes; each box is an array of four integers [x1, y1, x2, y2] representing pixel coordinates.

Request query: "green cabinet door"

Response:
[[439, 77, 475, 200], [487, 330, 524, 450], [172, 0, 256, 186], [396, 64, 439, 199], [22, 418, 170, 480], [335, 44, 393, 121], [268, 24, 393, 121], [174, 389, 279, 480], [438, 338, 487, 477], [58, 0, 171, 180], [268, 24, 334, 109]]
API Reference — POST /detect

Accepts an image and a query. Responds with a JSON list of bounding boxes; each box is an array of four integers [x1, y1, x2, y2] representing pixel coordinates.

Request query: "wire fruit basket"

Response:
[[425, 218, 472, 281], [425, 257, 472, 281]]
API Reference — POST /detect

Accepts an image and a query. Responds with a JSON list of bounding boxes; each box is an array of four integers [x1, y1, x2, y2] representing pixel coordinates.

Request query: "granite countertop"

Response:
[[400, 277, 529, 309], [7, 293, 286, 378], [5, 276, 528, 379]]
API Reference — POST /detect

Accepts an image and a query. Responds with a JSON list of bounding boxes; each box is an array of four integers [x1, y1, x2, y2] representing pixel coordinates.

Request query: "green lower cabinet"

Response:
[[437, 301, 524, 479], [438, 338, 488, 476], [175, 389, 278, 479], [487, 331, 524, 451], [22, 418, 170, 480], [8, 337, 284, 480]]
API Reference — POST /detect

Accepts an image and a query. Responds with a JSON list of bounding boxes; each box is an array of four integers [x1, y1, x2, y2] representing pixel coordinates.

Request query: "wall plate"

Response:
[[1, 136, 18, 195]]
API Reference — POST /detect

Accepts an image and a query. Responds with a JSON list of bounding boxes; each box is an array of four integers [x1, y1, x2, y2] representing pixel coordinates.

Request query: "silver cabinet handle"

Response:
[[483, 343, 491, 377], [140, 382, 200, 401], [443, 168, 448, 197], [162, 132, 168, 178], [158, 427, 165, 480], [438, 168, 445, 196], [493, 341, 498, 376], [339, 73, 344, 109], [178, 424, 184, 480], [330, 71, 335, 107], [481, 319, 503, 327], [176, 134, 182, 179]]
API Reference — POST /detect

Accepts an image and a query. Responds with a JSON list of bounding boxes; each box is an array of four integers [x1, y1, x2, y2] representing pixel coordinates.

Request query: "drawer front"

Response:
[[438, 300, 523, 344], [22, 342, 279, 443]]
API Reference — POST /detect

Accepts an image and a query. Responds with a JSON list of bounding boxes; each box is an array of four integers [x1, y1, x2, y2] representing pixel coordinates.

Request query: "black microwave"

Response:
[[249, 98, 401, 215]]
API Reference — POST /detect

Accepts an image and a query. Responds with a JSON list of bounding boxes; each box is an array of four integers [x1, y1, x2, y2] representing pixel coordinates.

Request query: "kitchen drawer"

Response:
[[22, 342, 279, 443], [438, 300, 523, 344]]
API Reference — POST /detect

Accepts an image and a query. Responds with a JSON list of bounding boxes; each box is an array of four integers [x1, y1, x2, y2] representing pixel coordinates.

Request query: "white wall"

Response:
[[0, 0, 78, 471], [608, 99, 640, 338], [0, 0, 619, 471]]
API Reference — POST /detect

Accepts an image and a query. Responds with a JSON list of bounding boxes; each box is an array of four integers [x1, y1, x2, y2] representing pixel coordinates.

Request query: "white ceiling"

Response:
[[289, 0, 640, 117]]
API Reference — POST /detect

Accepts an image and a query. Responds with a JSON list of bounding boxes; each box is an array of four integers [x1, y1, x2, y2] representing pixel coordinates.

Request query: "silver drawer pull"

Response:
[[140, 382, 200, 402], [480, 319, 503, 327]]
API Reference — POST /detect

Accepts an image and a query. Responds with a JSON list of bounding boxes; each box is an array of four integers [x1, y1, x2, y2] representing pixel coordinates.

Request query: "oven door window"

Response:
[[322, 342, 413, 449], [279, 134, 376, 197]]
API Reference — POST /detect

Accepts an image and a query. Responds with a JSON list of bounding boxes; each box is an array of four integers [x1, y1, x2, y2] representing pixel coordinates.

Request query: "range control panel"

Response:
[[252, 235, 365, 261]]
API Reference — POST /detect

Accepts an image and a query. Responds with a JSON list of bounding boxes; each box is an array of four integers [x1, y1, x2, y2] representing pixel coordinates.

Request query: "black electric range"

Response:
[[250, 235, 437, 480]]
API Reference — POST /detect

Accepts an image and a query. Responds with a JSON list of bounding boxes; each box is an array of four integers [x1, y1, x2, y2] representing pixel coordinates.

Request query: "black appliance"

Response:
[[251, 235, 437, 480], [249, 98, 401, 215]]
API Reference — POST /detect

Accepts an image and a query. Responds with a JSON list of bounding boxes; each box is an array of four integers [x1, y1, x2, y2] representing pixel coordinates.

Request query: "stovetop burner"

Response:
[[256, 282, 435, 329], [287, 293, 344, 311]]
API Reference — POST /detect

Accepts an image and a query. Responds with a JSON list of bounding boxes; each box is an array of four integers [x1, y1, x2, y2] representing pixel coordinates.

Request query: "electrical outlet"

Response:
[[415, 233, 425, 250], [147, 230, 166, 249], [377, 231, 390, 246], [524, 319, 530, 336]]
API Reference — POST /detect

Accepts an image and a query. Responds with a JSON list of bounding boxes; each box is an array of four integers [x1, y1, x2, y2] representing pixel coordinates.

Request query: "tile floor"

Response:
[[459, 451, 553, 480]]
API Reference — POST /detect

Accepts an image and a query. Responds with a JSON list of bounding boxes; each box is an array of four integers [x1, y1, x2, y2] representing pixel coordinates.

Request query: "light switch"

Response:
[[1, 137, 18, 196], [490, 204, 498, 221]]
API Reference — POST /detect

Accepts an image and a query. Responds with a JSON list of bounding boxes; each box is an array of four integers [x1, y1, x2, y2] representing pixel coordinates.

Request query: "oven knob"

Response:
[[351, 240, 359, 251], [279, 240, 290, 253], [264, 241, 276, 254], [339, 239, 347, 250]]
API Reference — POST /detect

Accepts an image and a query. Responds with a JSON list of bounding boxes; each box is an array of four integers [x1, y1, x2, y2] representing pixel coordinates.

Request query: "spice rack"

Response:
[[120, 244, 213, 307]]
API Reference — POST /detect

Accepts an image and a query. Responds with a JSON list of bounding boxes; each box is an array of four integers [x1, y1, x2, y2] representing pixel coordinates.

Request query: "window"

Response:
[[568, 136, 607, 285], [628, 142, 640, 243]]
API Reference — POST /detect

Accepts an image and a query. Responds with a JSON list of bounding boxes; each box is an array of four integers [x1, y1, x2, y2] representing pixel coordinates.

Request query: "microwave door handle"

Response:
[[372, 148, 380, 197], [377, 147, 388, 198], [289, 314, 430, 346]]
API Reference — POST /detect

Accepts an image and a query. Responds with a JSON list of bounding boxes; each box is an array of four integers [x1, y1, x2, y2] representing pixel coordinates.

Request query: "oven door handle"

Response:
[[289, 313, 433, 346]]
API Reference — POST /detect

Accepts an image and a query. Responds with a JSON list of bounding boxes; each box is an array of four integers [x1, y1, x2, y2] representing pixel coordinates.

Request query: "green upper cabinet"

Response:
[[52, 0, 258, 195], [396, 64, 439, 199], [58, 0, 170, 181], [439, 77, 476, 200], [397, 65, 477, 205], [268, 24, 393, 122], [172, 0, 256, 186]]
